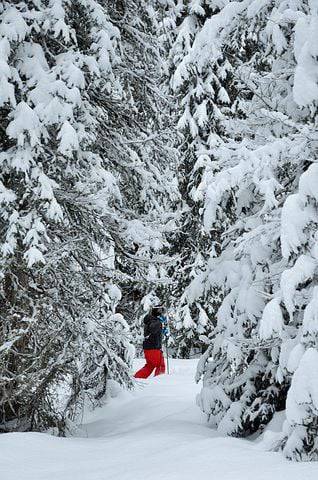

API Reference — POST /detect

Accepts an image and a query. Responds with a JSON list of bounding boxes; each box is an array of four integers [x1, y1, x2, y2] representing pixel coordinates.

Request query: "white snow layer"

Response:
[[0, 359, 317, 480], [259, 298, 283, 340]]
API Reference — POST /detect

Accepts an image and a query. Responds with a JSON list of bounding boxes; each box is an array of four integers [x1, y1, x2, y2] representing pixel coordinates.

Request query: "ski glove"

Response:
[[159, 315, 169, 336], [159, 315, 168, 325]]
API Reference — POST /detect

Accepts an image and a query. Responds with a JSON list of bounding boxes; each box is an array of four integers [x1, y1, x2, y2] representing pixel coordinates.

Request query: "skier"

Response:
[[134, 306, 168, 379]]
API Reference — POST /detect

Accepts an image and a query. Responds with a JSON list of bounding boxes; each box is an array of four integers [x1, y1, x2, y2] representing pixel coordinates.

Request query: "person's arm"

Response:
[[159, 315, 169, 336]]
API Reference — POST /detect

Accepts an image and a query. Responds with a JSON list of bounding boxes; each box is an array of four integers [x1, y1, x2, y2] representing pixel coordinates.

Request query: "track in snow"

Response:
[[0, 359, 317, 480]]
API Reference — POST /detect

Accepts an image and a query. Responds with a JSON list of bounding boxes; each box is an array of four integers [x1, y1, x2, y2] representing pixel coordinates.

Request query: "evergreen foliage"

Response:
[[163, 0, 230, 357], [1, 0, 318, 463], [0, 0, 177, 434], [165, 0, 318, 460]]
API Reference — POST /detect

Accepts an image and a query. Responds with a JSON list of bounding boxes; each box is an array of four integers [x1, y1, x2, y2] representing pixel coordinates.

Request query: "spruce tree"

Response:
[[163, 0, 234, 357], [166, 0, 318, 460], [0, 0, 177, 433], [104, 0, 179, 345]]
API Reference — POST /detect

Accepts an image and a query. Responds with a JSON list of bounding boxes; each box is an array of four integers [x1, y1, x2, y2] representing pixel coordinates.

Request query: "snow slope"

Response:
[[0, 359, 317, 480]]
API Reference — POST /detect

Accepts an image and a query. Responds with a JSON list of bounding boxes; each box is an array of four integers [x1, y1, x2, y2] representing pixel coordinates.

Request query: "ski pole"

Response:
[[160, 314, 170, 374], [165, 335, 170, 375]]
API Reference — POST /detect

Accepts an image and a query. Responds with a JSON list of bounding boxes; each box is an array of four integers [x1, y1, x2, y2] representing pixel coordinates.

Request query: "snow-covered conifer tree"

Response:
[[174, 0, 318, 460], [0, 0, 177, 433], [163, 0, 235, 356], [103, 0, 179, 343]]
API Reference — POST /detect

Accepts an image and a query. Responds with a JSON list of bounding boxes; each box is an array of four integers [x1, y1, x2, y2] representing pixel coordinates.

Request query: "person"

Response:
[[134, 306, 168, 379]]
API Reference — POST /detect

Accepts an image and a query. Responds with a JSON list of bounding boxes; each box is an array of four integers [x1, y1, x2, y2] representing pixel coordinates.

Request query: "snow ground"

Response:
[[0, 359, 317, 480]]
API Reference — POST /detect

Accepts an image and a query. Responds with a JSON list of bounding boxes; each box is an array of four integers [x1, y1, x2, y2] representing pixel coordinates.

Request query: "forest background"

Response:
[[0, 0, 317, 462]]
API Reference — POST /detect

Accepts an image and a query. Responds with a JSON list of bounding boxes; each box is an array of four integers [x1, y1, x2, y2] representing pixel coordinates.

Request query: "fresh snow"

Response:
[[1, 359, 317, 480]]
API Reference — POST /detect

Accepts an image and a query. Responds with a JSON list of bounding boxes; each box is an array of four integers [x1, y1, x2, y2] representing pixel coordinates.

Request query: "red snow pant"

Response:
[[134, 349, 166, 378]]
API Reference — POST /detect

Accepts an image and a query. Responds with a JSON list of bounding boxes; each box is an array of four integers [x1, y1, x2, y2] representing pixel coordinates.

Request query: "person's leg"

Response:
[[134, 350, 156, 378], [154, 350, 166, 376]]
